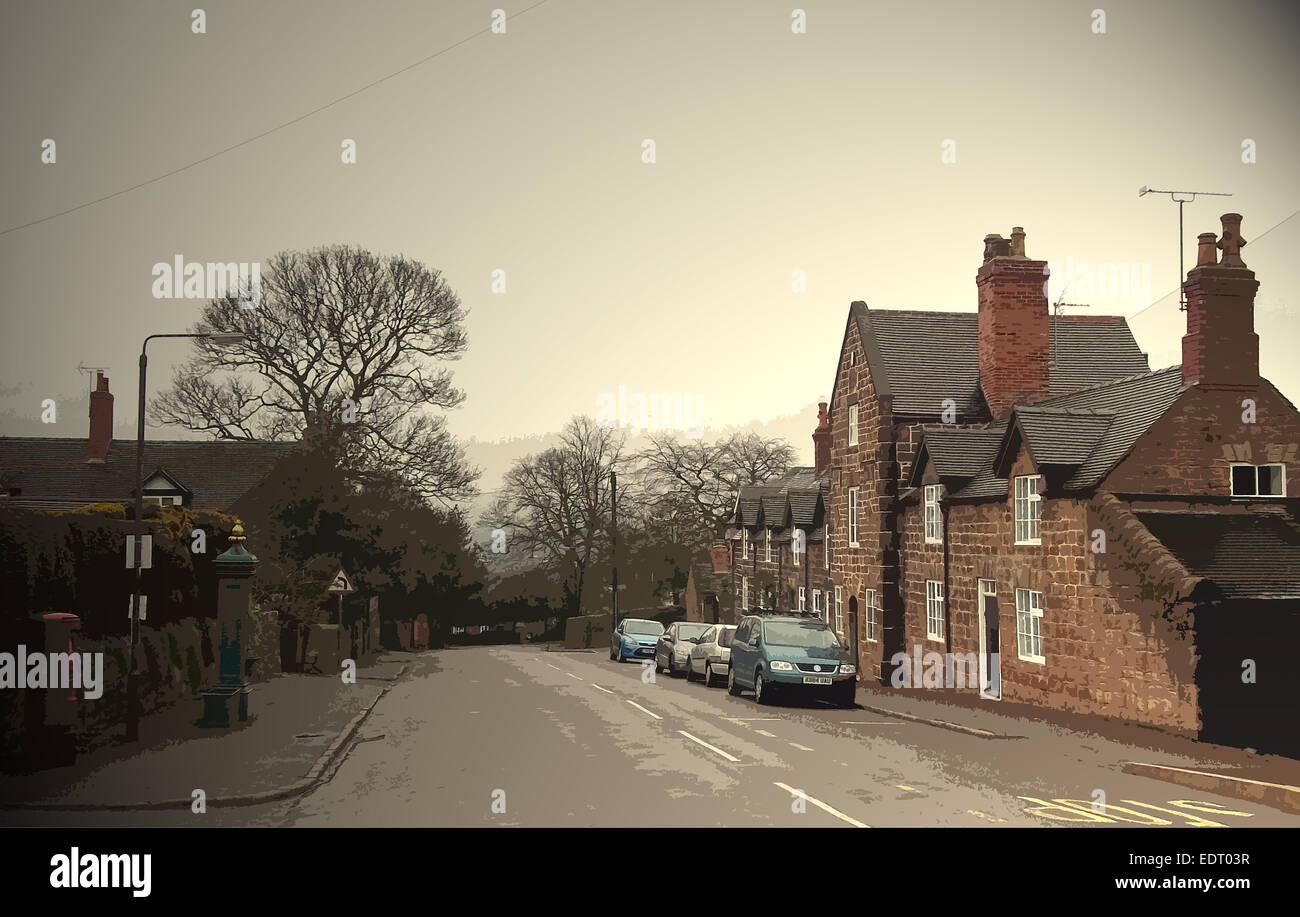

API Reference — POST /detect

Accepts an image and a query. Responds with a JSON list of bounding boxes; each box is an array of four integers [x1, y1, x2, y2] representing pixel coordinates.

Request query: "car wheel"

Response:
[[837, 682, 856, 708], [755, 671, 772, 705], [727, 666, 741, 696], [685, 659, 696, 682]]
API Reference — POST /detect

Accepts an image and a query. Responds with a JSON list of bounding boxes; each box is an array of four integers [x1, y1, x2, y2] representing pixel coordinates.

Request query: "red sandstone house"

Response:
[[718, 409, 842, 634], [827, 216, 1300, 757]]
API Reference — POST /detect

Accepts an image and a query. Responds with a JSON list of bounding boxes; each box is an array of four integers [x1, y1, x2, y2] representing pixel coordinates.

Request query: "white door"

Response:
[[978, 580, 1001, 700]]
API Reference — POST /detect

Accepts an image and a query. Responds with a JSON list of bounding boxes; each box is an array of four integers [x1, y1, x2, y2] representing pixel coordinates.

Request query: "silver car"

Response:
[[686, 624, 737, 687], [655, 621, 712, 676]]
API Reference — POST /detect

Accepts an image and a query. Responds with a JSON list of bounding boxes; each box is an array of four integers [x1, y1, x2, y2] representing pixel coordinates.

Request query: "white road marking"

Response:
[[679, 731, 740, 763], [626, 700, 662, 720], [566, 672, 583, 680], [774, 782, 869, 828], [591, 683, 615, 695], [789, 742, 815, 752], [755, 729, 778, 738], [546, 664, 562, 671]]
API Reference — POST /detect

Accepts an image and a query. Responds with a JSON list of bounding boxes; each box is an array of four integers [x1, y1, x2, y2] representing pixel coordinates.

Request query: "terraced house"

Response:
[[727, 406, 841, 635], [828, 216, 1300, 756]]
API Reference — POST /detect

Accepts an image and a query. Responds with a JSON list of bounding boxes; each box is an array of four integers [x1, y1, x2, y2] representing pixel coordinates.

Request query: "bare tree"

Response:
[[151, 246, 477, 503], [484, 416, 629, 613], [638, 431, 795, 544]]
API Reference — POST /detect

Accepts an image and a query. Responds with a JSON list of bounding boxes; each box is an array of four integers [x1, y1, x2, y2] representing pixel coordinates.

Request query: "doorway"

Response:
[[978, 580, 1001, 700]]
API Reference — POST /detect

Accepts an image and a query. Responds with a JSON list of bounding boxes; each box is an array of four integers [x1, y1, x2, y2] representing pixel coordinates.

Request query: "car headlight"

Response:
[[839, 664, 856, 675], [770, 660, 794, 671]]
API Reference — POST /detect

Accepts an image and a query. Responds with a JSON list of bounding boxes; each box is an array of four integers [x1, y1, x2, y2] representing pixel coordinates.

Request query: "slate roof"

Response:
[[1030, 366, 1185, 489], [842, 304, 1150, 417], [1136, 511, 1300, 601], [0, 437, 297, 510], [734, 466, 829, 529], [1009, 407, 1114, 466]]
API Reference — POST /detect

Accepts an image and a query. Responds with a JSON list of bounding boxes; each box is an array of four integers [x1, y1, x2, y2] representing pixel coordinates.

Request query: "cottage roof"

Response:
[[0, 437, 297, 510], [1136, 511, 1300, 601]]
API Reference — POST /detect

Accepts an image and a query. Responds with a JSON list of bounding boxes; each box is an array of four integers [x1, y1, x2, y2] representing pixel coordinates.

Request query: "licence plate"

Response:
[[803, 676, 832, 685]]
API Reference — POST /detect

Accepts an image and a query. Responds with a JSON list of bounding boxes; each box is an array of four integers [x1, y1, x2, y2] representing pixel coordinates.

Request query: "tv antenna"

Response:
[[1049, 283, 1089, 374], [1138, 185, 1232, 310], [76, 361, 110, 392]]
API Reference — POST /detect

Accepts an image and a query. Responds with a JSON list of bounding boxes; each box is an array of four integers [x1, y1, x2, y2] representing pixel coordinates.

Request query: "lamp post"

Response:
[[126, 331, 244, 742]]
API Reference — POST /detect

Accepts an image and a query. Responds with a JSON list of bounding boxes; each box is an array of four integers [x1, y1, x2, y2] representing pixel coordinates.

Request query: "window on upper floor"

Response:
[[1014, 475, 1042, 545], [764, 528, 772, 563], [924, 484, 943, 544], [742, 529, 750, 560], [1231, 463, 1286, 498], [848, 404, 860, 446], [848, 487, 860, 546], [792, 526, 804, 563]]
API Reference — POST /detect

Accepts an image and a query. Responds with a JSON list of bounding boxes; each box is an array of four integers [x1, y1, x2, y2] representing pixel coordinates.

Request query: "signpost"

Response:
[[328, 568, 355, 625]]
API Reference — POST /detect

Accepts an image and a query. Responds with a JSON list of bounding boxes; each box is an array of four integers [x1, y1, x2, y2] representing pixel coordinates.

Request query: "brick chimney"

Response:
[[976, 226, 1051, 418], [87, 372, 113, 462], [1181, 213, 1260, 389], [813, 398, 831, 476]]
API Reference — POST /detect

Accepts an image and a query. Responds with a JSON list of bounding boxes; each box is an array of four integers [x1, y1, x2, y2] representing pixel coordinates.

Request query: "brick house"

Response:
[[828, 216, 1300, 755], [0, 372, 294, 511], [726, 405, 846, 636]]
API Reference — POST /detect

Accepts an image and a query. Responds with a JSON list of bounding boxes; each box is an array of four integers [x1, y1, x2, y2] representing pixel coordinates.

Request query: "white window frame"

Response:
[[924, 484, 943, 544], [834, 586, 843, 633], [825, 521, 831, 567], [926, 580, 945, 642], [1014, 475, 1042, 545], [812, 589, 824, 623], [741, 576, 749, 609], [764, 528, 772, 563], [848, 487, 860, 546], [792, 526, 804, 564], [848, 404, 860, 446], [1230, 462, 1286, 498], [797, 586, 806, 611], [742, 528, 750, 560], [1015, 588, 1045, 664], [144, 495, 178, 507], [865, 589, 879, 642]]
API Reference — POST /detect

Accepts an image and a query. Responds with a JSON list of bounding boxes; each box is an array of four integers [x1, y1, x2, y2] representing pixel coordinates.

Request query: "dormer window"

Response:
[[742, 529, 750, 560], [1231, 463, 1286, 497], [924, 484, 943, 544], [1014, 475, 1042, 545], [764, 528, 772, 563]]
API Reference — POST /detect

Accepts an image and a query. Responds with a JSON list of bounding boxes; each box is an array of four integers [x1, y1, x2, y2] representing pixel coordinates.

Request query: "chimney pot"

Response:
[[812, 398, 832, 476], [1196, 232, 1218, 267], [1009, 227, 1027, 258], [1216, 213, 1248, 267], [982, 234, 1011, 263]]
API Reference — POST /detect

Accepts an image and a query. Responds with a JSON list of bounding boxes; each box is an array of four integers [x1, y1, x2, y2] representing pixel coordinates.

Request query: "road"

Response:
[[18, 644, 1298, 827], [262, 645, 1299, 828]]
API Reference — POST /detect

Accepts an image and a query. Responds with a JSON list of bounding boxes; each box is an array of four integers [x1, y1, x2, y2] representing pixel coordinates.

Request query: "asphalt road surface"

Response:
[[16, 645, 1300, 827]]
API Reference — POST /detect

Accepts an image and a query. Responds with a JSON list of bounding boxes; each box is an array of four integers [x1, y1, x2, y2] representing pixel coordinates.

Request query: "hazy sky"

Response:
[[2, 0, 1298, 446]]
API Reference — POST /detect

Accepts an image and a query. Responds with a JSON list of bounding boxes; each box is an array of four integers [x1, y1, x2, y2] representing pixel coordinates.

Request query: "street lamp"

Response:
[[126, 331, 245, 741]]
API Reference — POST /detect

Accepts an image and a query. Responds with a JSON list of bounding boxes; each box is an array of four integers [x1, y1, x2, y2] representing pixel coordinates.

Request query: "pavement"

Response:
[[3, 644, 1297, 827], [0, 654, 409, 815]]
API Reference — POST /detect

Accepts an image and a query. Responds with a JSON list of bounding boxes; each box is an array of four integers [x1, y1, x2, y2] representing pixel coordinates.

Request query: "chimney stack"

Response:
[[1181, 213, 1259, 389], [813, 398, 831, 476], [976, 226, 1051, 418], [87, 372, 113, 462]]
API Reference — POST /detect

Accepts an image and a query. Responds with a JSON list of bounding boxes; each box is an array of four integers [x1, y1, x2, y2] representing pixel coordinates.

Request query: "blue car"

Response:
[[727, 613, 856, 707], [610, 618, 665, 663]]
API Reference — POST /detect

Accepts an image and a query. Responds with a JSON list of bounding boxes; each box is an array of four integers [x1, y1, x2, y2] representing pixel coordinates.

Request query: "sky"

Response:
[[1, 0, 1298, 454]]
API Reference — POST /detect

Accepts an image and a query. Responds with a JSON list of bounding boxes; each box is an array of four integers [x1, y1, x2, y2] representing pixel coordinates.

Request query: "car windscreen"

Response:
[[762, 621, 840, 649], [624, 620, 665, 635], [678, 624, 709, 641], [716, 627, 736, 647]]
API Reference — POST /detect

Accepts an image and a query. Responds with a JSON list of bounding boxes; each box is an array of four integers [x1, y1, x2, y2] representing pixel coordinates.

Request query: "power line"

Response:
[[0, 0, 554, 238], [1127, 204, 1300, 322]]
